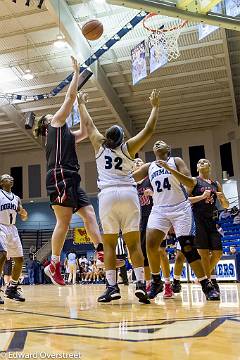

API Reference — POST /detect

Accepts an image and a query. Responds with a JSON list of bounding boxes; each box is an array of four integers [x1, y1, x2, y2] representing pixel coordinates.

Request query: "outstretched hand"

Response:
[[156, 159, 171, 171], [149, 89, 160, 107], [78, 91, 88, 105], [71, 56, 79, 73]]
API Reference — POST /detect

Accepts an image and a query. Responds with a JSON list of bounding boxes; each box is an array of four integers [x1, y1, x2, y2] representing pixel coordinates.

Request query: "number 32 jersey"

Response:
[[0, 190, 19, 225], [96, 143, 136, 190], [148, 157, 188, 207]]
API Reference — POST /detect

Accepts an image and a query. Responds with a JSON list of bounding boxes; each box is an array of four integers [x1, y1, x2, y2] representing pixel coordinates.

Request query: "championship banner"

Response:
[[198, 3, 222, 40], [149, 33, 168, 74], [131, 40, 147, 85], [66, 99, 81, 128], [74, 227, 91, 244]]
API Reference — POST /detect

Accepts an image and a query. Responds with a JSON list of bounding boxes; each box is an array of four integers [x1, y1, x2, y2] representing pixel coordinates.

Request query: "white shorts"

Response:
[[98, 186, 140, 234], [0, 224, 23, 258], [147, 200, 195, 238]]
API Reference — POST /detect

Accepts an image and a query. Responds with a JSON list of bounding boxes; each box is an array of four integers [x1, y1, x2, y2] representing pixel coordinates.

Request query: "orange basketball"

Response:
[[82, 19, 103, 41]]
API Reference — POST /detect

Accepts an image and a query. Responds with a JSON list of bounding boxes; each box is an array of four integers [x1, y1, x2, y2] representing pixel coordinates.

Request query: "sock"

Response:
[[198, 276, 207, 282], [211, 274, 217, 280], [164, 277, 171, 284], [174, 275, 181, 281], [152, 273, 161, 283], [10, 280, 18, 287], [106, 270, 116, 286], [51, 255, 60, 264], [134, 267, 144, 282]]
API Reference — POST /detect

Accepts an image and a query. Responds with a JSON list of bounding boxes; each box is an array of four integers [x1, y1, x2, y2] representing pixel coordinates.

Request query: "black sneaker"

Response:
[[203, 281, 220, 301], [148, 281, 164, 299], [97, 284, 121, 303], [211, 279, 220, 294], [172, 279, 182, 293], [135, 282, 150, 304], [5, 285, 25, 302]]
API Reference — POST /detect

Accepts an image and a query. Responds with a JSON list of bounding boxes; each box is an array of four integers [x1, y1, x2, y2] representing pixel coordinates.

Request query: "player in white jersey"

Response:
[[0, 174, 28, 303], [78, 90, 160, 303], [133, 141, 219, 301]]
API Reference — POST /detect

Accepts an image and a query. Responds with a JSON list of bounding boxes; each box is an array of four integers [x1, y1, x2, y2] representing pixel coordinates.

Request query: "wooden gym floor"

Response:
[[0, 283, 240, 359]]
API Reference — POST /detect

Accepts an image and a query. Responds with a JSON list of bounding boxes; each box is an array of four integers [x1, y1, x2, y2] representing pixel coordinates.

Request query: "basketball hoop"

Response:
[[143, 13, 188, 61]]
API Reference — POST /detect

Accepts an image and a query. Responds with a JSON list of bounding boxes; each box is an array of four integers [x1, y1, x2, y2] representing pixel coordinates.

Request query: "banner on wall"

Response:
[[74, 227, 91, 244], [131, 40, 147, 85], [189, 258, 237, 281], [66, 99, 81, 128], [148, 33, 168, 73]]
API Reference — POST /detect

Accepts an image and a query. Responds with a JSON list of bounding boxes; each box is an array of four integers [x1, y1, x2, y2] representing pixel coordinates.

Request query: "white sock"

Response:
[[198, 276, 207, 282], [164, 277, 171, 284], [174, 275, 181, 281], [106, 270, 116, 286], [211, 274, 217, 280], [51, 255, 60, 264], [134, 267, 144, 282]]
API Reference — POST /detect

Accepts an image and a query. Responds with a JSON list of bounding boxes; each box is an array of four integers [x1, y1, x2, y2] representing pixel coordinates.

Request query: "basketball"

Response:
[[82, 19, 103, 41]]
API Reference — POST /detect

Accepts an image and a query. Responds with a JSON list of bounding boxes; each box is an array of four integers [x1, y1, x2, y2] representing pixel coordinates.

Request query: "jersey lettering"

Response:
[[104, 156, 123, 171]]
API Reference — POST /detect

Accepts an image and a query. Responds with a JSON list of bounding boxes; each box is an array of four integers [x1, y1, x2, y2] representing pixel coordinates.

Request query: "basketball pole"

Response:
[[108, 0, 240, 31]]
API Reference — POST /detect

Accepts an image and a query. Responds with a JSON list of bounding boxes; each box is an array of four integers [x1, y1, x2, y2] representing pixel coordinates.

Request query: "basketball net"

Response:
[[143, 13, 188, 62]]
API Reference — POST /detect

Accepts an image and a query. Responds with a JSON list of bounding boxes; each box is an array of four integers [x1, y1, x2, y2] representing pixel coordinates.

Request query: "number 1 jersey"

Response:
[[148, 157, 188, 207], [0, 190, 19, 225], [96, 143, 136, 190]]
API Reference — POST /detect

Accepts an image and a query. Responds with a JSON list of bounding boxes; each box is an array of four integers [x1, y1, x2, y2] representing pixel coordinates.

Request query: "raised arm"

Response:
[[126, 90, 160, 158], [216, 182, 229, 208], [17, 198, 28, 221], [72, 97, 88, 144], [77, 93, 105, 153], [51, 57, 80, 127], [157, 158, 197, 188], [132, 163, 151, 182]]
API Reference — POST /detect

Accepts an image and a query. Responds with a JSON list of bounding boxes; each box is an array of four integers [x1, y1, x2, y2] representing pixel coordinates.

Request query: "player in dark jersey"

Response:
[[33, 57, 103, 286], [171, 158, 229, 296], [190, 159, 228, 293]]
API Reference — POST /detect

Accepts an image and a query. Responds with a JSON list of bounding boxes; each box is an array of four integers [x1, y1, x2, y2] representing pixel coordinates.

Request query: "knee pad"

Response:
[[177, 236, 200, 264]]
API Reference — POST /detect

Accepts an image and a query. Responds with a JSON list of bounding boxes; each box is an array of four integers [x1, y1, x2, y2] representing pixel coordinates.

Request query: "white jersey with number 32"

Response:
[[96, 143, 136, 189], [148, 157, 188, 207], [0, 190, 19, 225]]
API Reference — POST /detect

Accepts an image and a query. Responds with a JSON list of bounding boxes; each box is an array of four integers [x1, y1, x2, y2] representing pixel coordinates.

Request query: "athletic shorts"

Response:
[[98, 186, 140, 234], [147, 200, 195, 238], [46, 168, 90, 212], [140, 216, 149, 266], [194, 216, 222, 251], [0, 224, 23, 258]]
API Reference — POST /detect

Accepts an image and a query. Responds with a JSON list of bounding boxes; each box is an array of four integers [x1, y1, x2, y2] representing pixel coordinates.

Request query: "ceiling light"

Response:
[[54, 33, 67, 48], [22, 69, 34, 80]]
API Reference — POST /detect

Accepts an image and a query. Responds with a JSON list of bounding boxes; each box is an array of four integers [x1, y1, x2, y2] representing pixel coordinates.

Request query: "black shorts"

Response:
[[194, 216, 222, 251], [46, 168, 90, 213], [140, 216, 149, 267]]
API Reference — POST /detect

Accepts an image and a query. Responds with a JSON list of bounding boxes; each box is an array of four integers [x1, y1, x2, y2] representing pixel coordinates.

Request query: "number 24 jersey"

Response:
[[148, 157, 188, 207]]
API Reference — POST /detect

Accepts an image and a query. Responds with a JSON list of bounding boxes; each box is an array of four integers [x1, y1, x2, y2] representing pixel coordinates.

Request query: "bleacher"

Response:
[[218, 216, 240, 253]]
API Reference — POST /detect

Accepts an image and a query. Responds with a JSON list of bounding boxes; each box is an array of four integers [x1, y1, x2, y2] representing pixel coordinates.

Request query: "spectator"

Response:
[[233, 211, 240, 225], [216, 224, 224, 237], [229, 246, 237, 255], [26, 254, 35, 285], [219, 209, 231, 221], [79, 255, 88, 264]]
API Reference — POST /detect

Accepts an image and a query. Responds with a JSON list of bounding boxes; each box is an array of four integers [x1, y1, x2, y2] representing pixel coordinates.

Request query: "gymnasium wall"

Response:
[[0, 121, 239, 202]]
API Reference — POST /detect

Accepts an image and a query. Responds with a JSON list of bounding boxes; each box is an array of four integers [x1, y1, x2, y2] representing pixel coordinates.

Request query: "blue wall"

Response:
[[17, 197, 99, 230]]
